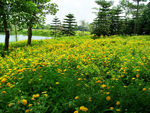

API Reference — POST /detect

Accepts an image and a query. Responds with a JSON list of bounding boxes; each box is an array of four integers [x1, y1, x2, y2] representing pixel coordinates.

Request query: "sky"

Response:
[[46, 0, 120, 25]]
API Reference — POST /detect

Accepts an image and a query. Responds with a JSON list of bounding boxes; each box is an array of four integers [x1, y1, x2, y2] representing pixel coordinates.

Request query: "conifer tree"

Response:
[[51, 16, 61, 37], [92, 0, 112, 36], [132, 0, 147, 34], [62, 14, 76, 36]]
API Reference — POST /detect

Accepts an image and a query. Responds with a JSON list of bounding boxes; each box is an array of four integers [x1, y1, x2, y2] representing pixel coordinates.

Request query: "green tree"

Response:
[[0, 0, 21, 50], [138, 2, 150, 34], [110, 6, 123, 35], [62, 14, 77, 36], [132, 0, 147, 34], [92, 0, 112, 36], [24, 0, 58, 45], [51, 16, 61, 37], [0, 0, 11, 51]]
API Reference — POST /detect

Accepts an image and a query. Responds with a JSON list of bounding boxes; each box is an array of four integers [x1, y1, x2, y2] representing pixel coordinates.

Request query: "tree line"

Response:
[[92, 0, 150, 36], [50, 0, 150, 37]]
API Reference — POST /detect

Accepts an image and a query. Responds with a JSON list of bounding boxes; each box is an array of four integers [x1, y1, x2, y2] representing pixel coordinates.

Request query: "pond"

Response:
[[0, 34, 52, 43]]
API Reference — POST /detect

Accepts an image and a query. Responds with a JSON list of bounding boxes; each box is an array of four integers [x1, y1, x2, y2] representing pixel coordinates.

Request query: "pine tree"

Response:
[[62, 14, 76, 36], [110, 6, 123, 35], [131, 0, 147, 34], [92, 0, 112, 36], [51, 16, 61, 37]]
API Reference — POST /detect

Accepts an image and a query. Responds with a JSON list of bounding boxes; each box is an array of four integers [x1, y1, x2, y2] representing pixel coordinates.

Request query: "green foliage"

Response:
[[51, 16, 61, 37], [92, 0, 112, 36], [0, 35, 150, 113], [62, 14, 77, 36]]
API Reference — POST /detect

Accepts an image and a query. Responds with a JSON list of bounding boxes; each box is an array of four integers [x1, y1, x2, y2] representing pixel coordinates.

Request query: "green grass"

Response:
[[0, 35, 150, 113]]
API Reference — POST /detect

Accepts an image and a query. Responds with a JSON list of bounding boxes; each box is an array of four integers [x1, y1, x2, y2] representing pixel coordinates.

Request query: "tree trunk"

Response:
[[3, 16, 10, 51], [27, 25, 32, 45], [14, 25, 18, 42]]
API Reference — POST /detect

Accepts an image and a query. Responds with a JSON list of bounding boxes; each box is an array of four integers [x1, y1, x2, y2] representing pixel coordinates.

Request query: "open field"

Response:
[[0, 36, 150, 113]]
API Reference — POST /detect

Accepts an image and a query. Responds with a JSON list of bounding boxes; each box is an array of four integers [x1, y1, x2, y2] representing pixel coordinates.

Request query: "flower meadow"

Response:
[[0, 36, 150, 113]]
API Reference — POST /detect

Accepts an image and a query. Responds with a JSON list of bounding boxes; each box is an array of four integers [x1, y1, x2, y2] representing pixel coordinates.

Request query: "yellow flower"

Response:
[[106, 92, 110, 95], [1, 90, 6, 94], [32, 69, 36, 72], [132, 78, 135, 80], [6, 82, 11, 86], [143, 88, 146, 91], [25, 109, 30, 113], [136, 74, 139, 78], [78, 78, 82, 81], [44, 94, 48, 97], [109, 107, 114, 110], [106, 96, 111, 101], [35, 94, 39, 98], [80, 106, 88, 112], [116, 109, 120, 111], [101, 84, 106, 88], [22, 99, 27, 105], [56, 82, 59, 85], [89, 97, 92, 102], [1, 78, 6, 83], [116, 101, 120, 106], [75, 96, 79, 100], [28, 104, 33, 107], [8, 103, 13, 107], [42, 91, 47, 94], [96, 80, 101, 83], [74, 111, 79, 113]]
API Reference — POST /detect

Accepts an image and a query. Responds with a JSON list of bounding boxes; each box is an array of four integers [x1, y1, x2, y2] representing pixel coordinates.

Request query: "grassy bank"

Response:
[[0, 35, 150, 113], [10, 29, 91, 37]]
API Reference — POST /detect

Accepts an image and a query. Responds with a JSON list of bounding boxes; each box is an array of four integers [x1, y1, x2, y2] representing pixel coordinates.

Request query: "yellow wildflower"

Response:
[[80, 106, 88, 112], [89, 97, 92, 102], [74, 111, 79, 113], [8, 103, 13, 107], [78, 78, 82, 81], [75, 96, 79, 100], [56, 82, 59, 85], [44, 94, 48, 97], [25, 109, 30, 113], [96, 80, 101, 83], [116, 101, 120, 106], [28, 104, 33, 107], [116, 109, 120, 111], [101, 84, 106, 88], [22, 99, 27, 105], [110, 107, 114, 110], [106, 96, 111, 101], [1, 78, 6, 83], [143, 88, 146, 91], [2, 91, 6, 94]]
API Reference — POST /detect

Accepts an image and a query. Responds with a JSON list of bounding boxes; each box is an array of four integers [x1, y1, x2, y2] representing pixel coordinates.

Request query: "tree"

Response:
[[24, 0, 58, 45], [51, 16, 61, 37], [92, 0, 112, 36], [80, 20, 86, 35], [138, 2, 150, 34], [110, 6, 123, 35], [62, 14, 77, 36], [0, 0, 11, 51], [132, 0, 147, 34]]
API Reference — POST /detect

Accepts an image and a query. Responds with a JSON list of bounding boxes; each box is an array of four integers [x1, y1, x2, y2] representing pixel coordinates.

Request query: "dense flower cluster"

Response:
[[0, 36, 150, 113]]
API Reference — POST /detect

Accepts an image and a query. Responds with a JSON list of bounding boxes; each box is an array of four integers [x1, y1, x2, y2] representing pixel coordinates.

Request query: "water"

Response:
[[0, 34, 52, 43]]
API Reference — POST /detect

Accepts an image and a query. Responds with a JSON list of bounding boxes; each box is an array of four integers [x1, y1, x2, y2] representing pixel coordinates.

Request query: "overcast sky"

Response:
[[46, 0, 120, 25]]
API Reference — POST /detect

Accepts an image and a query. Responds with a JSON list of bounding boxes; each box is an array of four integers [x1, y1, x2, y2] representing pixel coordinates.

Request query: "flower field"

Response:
[[0, 36, 150, 113]]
